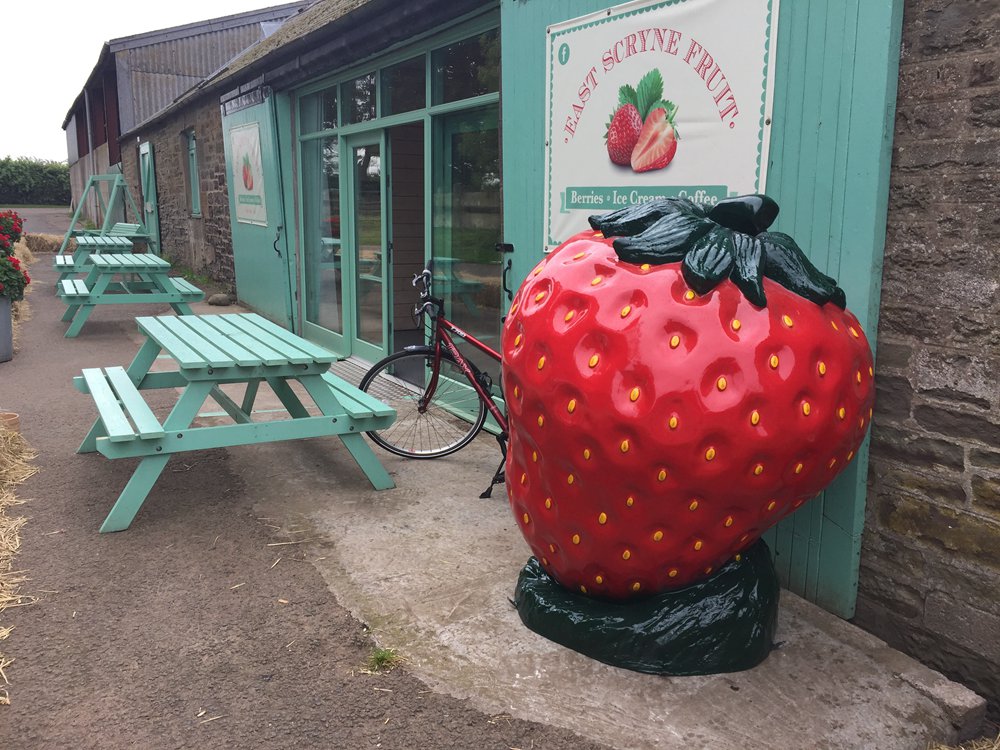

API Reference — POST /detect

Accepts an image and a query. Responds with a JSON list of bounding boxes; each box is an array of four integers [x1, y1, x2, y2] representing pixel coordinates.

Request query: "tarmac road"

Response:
[[0, 205, 74, 236]]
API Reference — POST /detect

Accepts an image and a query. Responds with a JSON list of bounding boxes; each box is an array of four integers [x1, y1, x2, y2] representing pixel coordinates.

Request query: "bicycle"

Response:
[[359, 267, 508, 497]]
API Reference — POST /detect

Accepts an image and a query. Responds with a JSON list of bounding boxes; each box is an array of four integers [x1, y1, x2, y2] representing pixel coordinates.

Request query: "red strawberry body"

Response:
[[502, 229, 874, 600], [606, 104, 643, 166], [631, 107, 678, 172]]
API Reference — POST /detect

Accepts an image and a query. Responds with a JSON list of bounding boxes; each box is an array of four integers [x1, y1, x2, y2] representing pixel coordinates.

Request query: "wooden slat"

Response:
[[240, 313, 338, 361], [169, 277, 199, 293], [105, 366, 164, 439], [148, 316, 234, 367], [321, 372, 395, 419], [197, 316, 286, 366], [135, 316, 210, 369], [179, 316, 259, 366], [80, 368, 136, 442], [215, 315, 314, 364]]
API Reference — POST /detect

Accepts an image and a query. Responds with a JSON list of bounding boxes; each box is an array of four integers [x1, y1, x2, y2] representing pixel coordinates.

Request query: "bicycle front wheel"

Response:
[[360, 349, 489, 459]]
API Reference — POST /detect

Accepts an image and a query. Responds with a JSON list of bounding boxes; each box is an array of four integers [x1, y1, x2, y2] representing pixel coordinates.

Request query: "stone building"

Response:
[[856, 0, 1000, 717]]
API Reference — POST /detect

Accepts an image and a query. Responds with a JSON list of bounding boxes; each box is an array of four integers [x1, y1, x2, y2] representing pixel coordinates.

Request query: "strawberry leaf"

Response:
[[618, 85, 639, 110], [636, 69, 664, 120]]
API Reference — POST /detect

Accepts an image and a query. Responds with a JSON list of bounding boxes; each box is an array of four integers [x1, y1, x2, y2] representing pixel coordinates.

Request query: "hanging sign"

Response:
[[230, 122, 268, 226], [544, 0, 779, 249]]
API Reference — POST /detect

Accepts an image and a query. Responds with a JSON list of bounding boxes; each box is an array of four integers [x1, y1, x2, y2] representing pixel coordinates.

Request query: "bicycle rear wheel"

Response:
[[360, 349, 488, 459]]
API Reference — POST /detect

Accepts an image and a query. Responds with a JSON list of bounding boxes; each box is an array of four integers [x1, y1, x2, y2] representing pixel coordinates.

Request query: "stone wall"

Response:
[[856, 0, 1000, 718], [121, 98, 236, 291]]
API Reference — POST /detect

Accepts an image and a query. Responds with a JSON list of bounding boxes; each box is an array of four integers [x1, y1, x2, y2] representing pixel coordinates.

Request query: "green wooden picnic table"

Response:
[[53, 235, 135, 285], [73, 312, 397, 532], [57, 253, 204, 337]]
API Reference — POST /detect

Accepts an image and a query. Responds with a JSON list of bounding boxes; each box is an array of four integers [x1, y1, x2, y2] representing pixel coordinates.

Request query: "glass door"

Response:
[[345, 133, 390, 362], [432, 106, 502, 375]]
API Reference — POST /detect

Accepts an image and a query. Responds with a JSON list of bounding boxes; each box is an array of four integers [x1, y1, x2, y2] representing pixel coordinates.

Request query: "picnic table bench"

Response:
[[74, 313, 396, 532], [56, 253, 204, 337]]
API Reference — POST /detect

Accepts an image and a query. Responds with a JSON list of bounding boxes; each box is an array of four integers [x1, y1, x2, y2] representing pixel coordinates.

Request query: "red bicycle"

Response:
[[360, 268, 508, 494]]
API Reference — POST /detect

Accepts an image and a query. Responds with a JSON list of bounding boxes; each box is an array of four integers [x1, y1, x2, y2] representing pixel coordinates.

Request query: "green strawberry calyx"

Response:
[[588, 195, 846, 309]]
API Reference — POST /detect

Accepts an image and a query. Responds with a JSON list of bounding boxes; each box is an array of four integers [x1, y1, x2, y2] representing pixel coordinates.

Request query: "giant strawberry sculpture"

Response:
[[502, 195, 874, 604]]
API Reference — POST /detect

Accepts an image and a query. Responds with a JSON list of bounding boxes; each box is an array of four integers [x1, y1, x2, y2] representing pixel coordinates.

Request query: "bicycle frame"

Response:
[[424, 315, 508, 437]]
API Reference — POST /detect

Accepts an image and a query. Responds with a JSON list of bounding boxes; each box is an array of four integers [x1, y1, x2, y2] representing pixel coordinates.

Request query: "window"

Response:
[[186, 130, 202, 217], [432, 29, 499, 105]]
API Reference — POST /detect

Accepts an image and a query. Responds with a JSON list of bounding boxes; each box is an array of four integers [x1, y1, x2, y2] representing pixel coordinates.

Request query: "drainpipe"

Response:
[[83, 88, 97, 225]]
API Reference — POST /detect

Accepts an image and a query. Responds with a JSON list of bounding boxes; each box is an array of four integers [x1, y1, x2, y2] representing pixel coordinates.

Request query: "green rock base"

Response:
[[513, 540, 779, 675]]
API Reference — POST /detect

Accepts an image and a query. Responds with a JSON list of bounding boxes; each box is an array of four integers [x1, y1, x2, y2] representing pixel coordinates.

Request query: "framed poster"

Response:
[[545, 0, 779, 249], [230, 122, 268, 226]]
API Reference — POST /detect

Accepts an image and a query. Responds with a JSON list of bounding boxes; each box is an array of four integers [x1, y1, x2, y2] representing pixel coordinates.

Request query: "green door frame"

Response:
[[343, 130, 392, 363], [138, 143, 161, 256]]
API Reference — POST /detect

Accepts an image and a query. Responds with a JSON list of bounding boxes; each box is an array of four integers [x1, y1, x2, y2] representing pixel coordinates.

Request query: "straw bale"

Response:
[[0, 426, 37, 704], [23, 233, 64, 255]]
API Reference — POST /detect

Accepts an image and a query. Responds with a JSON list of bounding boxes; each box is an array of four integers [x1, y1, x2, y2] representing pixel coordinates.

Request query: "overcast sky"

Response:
[[2, 1, 291, 162]]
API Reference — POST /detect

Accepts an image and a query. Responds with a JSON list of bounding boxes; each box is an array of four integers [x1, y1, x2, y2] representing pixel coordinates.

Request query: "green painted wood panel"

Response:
[[222, 97, 295, 327], [500, 0, 903, 617]]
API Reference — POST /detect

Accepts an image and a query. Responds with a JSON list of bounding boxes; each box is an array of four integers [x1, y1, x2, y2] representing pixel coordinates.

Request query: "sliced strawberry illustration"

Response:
[[630, 107, 678, 173], [605, 104, 643, 166]]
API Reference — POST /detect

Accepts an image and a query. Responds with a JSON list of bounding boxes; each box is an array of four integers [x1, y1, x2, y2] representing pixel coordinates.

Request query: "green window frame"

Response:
[[186, 130, 202, 217]]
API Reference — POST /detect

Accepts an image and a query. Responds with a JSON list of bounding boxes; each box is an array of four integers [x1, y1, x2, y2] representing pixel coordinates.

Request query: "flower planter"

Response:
[[0, 295, 12, 363], [0, 412, 18, 433]]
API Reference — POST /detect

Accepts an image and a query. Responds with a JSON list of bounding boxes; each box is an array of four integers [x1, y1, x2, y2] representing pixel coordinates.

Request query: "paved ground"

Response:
[[0, 206, 74, 236], [0, 236, 987, 749]]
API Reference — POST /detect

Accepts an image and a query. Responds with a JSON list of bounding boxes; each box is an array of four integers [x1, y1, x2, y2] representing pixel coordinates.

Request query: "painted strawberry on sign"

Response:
[[502, 195, 874, 600], [604, 69, 679, 172]]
